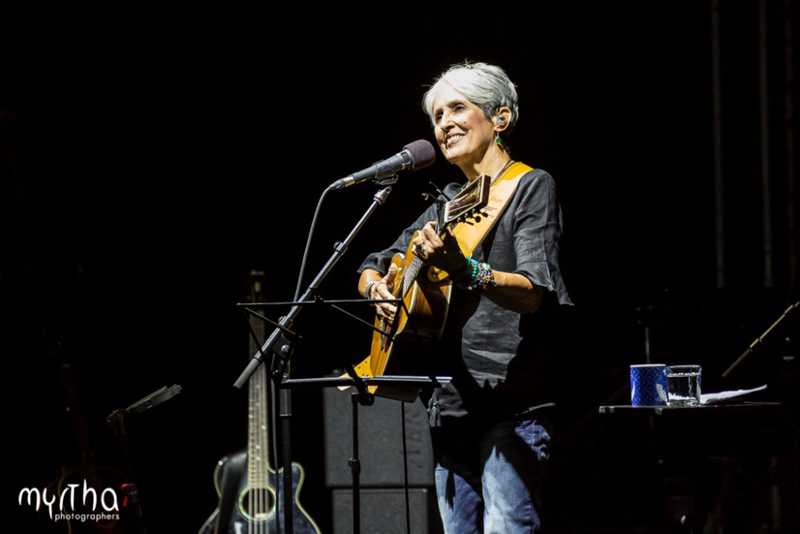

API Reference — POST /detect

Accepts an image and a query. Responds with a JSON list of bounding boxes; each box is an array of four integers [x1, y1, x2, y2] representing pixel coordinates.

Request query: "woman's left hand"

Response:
[[412, 221, 467, 275]]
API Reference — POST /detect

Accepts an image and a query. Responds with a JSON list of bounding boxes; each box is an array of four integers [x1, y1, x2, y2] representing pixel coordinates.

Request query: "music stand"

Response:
[[227, 179, 405, 534], [281, 375, 451, 534], [236, 294, 418, 534]]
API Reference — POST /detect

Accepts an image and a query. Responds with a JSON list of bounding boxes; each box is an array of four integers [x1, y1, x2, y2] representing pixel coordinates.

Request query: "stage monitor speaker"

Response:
[[332, 487, 441, 534], [322, 388, 434, 487]]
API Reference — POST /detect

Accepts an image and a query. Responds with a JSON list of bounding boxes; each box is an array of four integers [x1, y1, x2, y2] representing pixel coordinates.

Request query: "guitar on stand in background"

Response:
[[199, 271, 321, 534]]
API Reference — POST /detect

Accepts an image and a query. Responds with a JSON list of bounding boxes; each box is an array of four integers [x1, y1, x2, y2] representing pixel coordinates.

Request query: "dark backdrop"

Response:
[[3, 4, 797, 532]]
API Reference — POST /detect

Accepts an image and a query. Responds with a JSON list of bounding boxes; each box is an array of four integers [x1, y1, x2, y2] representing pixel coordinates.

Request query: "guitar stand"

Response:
[[280, 375, 451, 534]]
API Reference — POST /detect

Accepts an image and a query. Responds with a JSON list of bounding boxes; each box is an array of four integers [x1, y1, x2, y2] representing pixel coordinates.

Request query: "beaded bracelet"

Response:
[[462, 256, 497, 291]]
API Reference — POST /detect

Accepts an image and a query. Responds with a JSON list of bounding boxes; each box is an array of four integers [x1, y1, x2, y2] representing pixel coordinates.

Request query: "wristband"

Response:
[[470, 261, 497, 291], [460, 256, 497, 291], [364, 279, 379, 299]]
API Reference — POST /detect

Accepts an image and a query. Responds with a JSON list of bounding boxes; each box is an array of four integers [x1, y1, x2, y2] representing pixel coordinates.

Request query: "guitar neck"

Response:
[[247, 272, 271, 488], [400, 254, 425, 296], [398, 174, 490, 295], [247, 363, 271, 488]]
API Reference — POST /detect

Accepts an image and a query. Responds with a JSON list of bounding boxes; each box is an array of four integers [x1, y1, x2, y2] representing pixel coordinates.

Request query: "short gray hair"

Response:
[[422, 61, 519, 133]]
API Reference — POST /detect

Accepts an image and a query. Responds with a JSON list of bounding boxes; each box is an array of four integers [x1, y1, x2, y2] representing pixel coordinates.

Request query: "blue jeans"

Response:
[[432, 417, 551, 534]]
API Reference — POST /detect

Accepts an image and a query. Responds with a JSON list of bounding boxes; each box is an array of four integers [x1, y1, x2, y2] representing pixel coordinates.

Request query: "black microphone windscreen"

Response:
[[403, 139, 436, 170]]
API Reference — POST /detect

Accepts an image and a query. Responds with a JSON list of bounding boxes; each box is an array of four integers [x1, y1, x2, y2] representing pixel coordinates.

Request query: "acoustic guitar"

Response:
[[351, 175, 491, 400]]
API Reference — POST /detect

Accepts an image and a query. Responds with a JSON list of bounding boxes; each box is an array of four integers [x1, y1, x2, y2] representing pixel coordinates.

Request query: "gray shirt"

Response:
[[358, 168, 573, 421]]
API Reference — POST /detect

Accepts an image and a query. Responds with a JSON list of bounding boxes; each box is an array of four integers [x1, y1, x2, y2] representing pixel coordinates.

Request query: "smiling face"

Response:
[[431, 85, 497, 167]]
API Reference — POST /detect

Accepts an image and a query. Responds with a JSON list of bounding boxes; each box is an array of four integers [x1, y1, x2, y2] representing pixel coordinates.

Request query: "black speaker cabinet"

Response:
[[322, 388, 434, 487], [332, 488, 441, 534]]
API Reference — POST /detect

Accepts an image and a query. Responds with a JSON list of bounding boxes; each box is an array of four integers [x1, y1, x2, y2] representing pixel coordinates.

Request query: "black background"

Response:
[[3, 4, 798, 532]]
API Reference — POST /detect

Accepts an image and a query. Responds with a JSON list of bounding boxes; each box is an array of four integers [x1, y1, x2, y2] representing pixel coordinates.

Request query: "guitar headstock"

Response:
[[247, 269, 267, 350], [441, 174, 491, 228]]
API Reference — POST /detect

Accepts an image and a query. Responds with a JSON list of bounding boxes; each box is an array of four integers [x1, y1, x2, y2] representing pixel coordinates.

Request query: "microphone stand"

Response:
[[233, 180, 396, 534]]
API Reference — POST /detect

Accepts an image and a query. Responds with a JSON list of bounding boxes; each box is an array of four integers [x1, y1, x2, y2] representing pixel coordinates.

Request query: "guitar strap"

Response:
[[452, 161, 534, 258], [427, 161, 534, 284]]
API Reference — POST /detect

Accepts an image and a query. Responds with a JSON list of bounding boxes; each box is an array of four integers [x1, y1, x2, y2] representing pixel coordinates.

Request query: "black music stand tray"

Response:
[[282, 375, 451, 534]]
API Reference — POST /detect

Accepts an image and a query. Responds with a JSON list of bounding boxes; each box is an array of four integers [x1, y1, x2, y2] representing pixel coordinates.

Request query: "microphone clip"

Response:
[[375, 174, 399, 188], [422, 181, 452, 202]]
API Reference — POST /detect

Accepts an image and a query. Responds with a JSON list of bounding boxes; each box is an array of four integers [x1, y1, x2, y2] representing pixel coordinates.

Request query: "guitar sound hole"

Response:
[[240, 487, 276, 521]]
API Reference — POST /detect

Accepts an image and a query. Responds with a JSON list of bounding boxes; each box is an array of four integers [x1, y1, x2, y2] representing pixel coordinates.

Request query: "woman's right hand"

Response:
[[369, 264, 399, 323]]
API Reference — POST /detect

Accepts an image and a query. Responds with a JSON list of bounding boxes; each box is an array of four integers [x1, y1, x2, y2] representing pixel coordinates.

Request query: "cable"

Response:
[[293, 184, 336, 301]]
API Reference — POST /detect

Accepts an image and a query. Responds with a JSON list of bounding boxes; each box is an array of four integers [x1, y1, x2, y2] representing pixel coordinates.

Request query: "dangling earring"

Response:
[[495, 134, 503, 146]]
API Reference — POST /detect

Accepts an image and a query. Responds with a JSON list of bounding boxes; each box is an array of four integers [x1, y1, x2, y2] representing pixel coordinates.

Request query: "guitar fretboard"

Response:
[[248, 363, 269, 488], [402, 255, 424, 296], [396, 175, 490, 298]]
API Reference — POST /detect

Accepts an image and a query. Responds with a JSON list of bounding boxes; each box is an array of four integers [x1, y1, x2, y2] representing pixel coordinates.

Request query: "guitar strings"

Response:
[[249, 362, 255, 534], [257, 362, 266, 534], [254, 362, 262, 534], [248, 279, 270, 534], [260, 365, 272, 533], [259, 364, 263, 534]]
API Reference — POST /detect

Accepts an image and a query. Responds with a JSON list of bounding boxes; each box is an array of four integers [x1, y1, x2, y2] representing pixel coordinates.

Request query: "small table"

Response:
[[597, 402, 797, 531]]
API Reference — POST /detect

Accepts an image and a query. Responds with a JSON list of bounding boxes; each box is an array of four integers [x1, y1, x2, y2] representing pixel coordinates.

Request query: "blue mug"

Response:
[[630, 364, 668, 406]]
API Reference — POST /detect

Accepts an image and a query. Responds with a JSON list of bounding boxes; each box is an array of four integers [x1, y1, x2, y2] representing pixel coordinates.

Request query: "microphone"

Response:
[[331, 139, 436, 190]]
